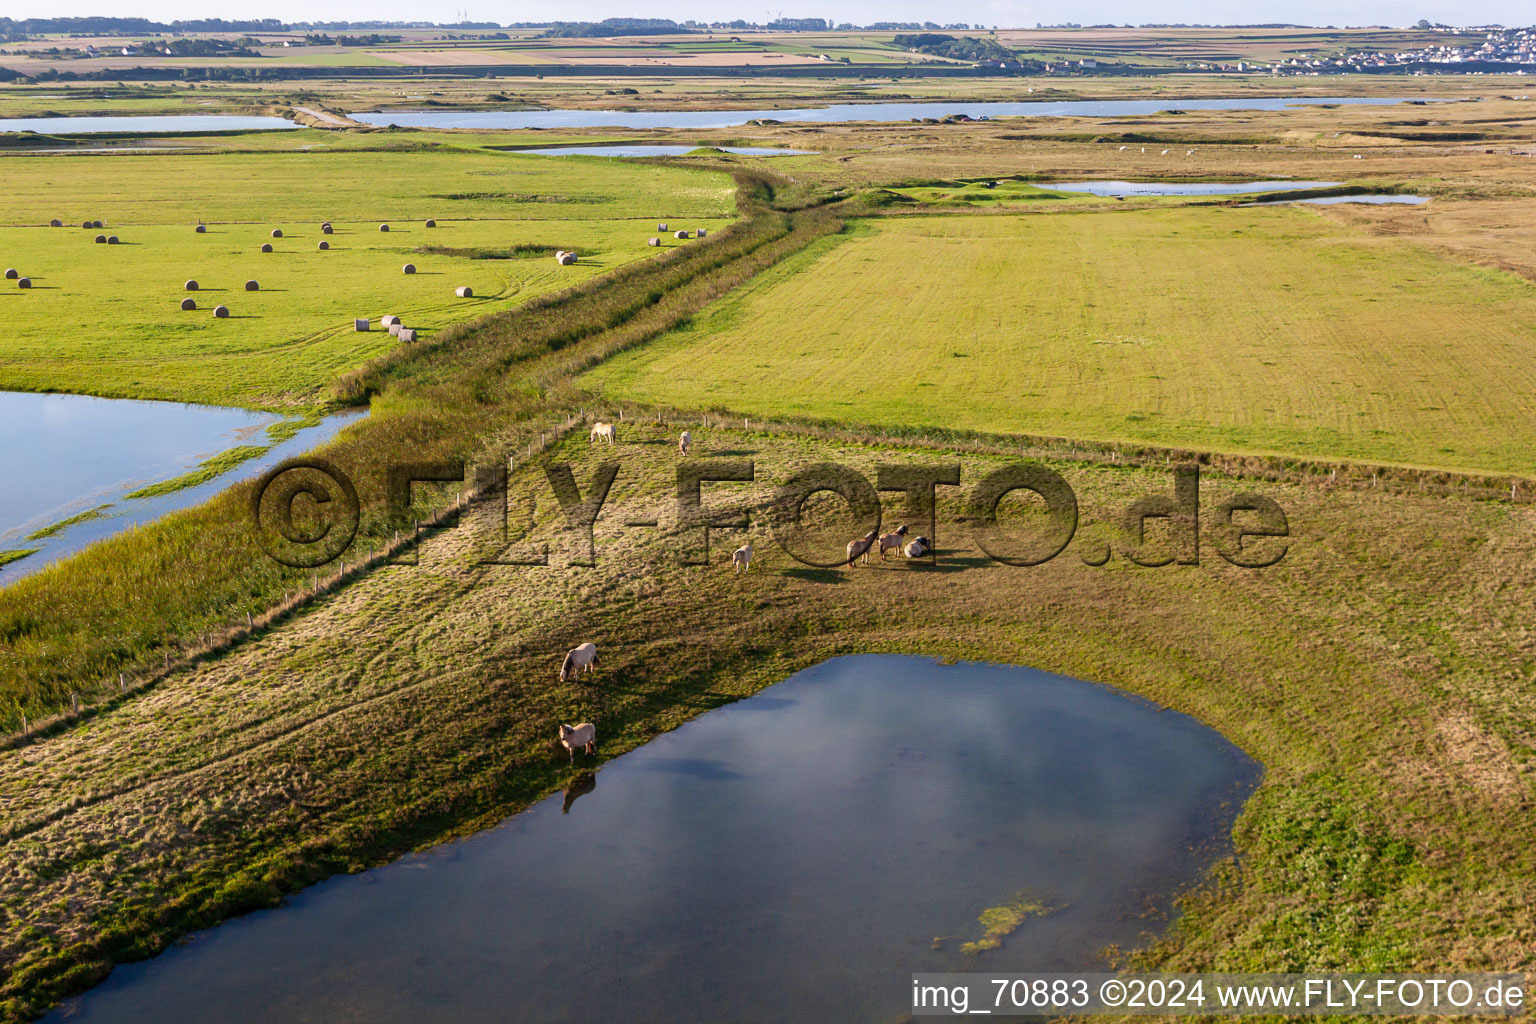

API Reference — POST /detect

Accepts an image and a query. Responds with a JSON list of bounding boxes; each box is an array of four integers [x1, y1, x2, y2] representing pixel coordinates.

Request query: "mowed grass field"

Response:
[[585, 206, 1536, 475], [0, 150, 733, 406]]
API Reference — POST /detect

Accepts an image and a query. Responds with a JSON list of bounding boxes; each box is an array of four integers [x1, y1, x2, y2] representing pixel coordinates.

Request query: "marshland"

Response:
[[1, 30, 1534, 1022]]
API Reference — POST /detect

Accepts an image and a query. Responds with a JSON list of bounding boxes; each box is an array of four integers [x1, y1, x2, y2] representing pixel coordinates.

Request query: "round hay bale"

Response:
[[402, 263, 416, 275], [94, 234, 107, 243], [244, 280, 259, 291], [261, 243, 273, 253], [195, 224, 206, 233], [647, 237, 660, 246], [180, 297, 197, 311], [658, 223, 668, 231], [106, 235, 120, 245], [380, 314, 401, 327], [425, 219, 436, 227], [213, 305, 230, 318], [318, 240, 330, 250], [92, 220, 103, 229], [455, 286, 473, 298], [321, 224, 333, 235], [81, 221, 93, 229], [674, 230, 689, 239], [270, 228, 283, 238], [379, 223, 389, 232], [49, 219, 62, 228], [184, 279, 198, 291], [696, 228, 708, 238], [556, 251, 577, 266], [3, 269, 17, 280], [17, 278, 30, 289]]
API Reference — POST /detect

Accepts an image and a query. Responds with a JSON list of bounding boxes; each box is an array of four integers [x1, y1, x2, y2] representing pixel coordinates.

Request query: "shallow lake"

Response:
[[1255, 194, 1429, 205], [49, 655, 1260, 1023], [351, 96, 1430, 130], [0, 391, 363, 580], [1046, 179, 1339, 196], [0, 115, 298, 134], [515, 144, 814, 157]]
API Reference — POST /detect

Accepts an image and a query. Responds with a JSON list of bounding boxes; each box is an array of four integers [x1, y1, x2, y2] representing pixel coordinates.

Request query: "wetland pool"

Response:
[[0, 390, 363, 580], [351, 96, 1430, 130], [49, 655, 1260, 1023]]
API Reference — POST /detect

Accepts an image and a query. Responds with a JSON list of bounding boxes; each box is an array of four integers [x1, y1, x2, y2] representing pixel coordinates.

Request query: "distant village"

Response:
[[1181, 26, 1536, 74]]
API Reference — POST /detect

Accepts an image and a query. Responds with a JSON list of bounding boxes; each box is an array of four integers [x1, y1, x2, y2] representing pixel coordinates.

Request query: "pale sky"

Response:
[[1, 0, 1526, 29]]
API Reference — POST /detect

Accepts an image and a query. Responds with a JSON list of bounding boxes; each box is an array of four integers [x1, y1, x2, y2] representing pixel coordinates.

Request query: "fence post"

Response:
[[119, 672, 126, 693]]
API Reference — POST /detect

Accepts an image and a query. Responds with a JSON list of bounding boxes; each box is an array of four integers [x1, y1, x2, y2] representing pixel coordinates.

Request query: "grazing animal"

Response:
[[1160, 149, 1169, 156], [878, 525, 909, 559], [590, 422, 616, 445], [559, 722, 597, 762], [846, 529, 879, 567], [559, 642, 599, 682], [562, 772, 597, 813], [679, 430, 692, 455], [904, 536, 931, 559], [732, 542, 753, 572], [1119, 145, 1127, 151]]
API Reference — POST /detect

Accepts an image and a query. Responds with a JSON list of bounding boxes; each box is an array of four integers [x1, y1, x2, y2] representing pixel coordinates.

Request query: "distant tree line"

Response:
[[0, 17, 500, 39], [856, 22, 978, 30], [303, 33, 404, 45], [893, 32, 1015, 60], [540, 19, 694, 37], [0, 17, 284, 35]]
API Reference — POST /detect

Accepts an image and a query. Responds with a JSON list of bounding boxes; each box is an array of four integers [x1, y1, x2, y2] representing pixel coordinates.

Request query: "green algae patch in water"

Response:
[[961, 894, 1064, 955]]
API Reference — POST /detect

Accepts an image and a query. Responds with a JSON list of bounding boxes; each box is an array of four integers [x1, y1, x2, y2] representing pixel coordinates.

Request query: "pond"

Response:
[[1046, 179, 1340, 197], [0, 391, 363, 581], [514, 144, 815, 157], [48, 655, 1260, 1023], [1253, 194, 1429, 205], [350, 96, 1431, 131], [0, 115, 298, 134]]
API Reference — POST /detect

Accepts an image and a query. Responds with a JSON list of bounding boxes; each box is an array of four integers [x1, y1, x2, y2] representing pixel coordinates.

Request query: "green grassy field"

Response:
[[0, 147, 733, 226], [0, 149, 733, 406], [585, 206, 1536, 475]]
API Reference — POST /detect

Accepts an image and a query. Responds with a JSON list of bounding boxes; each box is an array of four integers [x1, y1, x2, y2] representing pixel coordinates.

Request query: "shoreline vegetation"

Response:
[[1, 74, 1534, 1020], [22, 505, 112, 542]]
